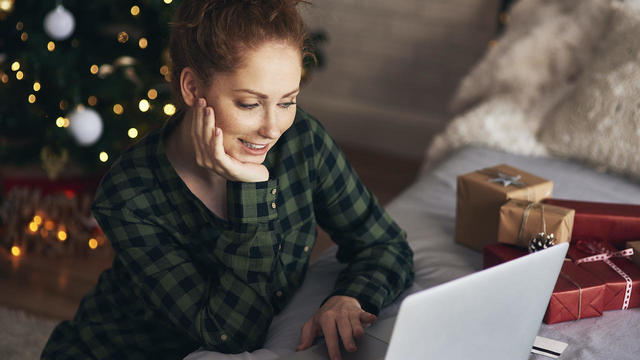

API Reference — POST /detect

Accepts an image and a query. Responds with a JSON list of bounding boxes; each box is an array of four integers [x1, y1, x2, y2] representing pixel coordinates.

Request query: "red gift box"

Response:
[[483, 244, 605, 324], [567, 238, 640, 311], [544, 199, 640, 247]]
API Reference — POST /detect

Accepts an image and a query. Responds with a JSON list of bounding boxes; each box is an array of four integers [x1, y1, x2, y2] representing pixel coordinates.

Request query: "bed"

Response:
[[185, 0, 640, 358]]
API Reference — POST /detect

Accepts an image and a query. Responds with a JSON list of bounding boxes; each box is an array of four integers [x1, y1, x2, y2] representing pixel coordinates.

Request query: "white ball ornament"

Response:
[[68, 106, 103, 146], [44, 5, 75, 40]]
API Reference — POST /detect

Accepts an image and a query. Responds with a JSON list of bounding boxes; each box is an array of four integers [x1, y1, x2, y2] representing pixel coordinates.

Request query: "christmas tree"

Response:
[[0, 0, 178, 178], [0, 0, 325, 257]]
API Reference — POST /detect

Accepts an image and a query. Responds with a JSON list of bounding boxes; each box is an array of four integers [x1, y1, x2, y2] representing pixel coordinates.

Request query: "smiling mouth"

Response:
[[240, 139, 268, 150]]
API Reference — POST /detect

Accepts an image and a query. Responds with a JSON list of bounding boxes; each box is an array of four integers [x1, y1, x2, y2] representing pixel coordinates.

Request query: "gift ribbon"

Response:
[[518, 202, 554, 251], [574, 238, 635, 309], [560, 259, 582, 320]]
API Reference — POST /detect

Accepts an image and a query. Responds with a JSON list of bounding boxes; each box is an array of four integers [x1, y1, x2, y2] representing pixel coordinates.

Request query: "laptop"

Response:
[[281, 242, 568, 360]]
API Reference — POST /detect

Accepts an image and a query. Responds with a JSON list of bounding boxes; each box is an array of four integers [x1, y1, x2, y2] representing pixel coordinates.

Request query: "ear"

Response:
[[180, 67, 201, 107]]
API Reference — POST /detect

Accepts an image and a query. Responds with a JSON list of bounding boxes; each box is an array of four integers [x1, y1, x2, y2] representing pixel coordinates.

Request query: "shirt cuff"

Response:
[[226, 179, 279, 224], [325, 277, 388, 315]]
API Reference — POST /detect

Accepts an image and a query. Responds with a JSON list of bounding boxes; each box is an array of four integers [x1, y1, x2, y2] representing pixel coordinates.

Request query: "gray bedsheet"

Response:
[[185, 146, 640, 360], [387, 146, 640, 360]]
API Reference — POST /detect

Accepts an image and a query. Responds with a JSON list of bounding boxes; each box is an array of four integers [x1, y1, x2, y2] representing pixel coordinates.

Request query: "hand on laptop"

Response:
[[296, 295, 377, 360]]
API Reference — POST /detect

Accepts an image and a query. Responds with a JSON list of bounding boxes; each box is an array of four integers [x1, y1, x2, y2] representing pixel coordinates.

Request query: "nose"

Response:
[[258, 108, 280, 140]]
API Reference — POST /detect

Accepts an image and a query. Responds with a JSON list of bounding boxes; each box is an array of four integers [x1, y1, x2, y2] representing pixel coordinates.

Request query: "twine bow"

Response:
[[574, 238, 634, 309]]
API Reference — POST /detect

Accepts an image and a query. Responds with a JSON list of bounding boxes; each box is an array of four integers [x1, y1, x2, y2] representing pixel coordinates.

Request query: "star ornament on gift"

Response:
[[488, 172, 525, 187]]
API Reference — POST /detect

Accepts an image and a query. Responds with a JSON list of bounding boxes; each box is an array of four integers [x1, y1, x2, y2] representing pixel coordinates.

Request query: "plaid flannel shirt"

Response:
[[42, 108, 414, 359]]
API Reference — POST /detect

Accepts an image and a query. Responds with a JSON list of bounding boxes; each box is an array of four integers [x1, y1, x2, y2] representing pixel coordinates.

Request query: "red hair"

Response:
[[168, 0, 313, 108]]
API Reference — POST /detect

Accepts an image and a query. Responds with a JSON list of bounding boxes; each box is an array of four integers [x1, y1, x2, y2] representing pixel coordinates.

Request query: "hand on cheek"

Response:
[[191, 98, 270, 182]]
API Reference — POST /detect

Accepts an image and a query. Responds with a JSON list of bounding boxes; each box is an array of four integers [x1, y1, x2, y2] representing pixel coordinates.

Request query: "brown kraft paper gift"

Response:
[[498, 199, 575, 249], [456, 164, 553, 251]]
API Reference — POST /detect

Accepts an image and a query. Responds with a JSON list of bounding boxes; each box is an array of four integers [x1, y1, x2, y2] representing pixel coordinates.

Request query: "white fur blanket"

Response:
[[425, 0, 640, 182]]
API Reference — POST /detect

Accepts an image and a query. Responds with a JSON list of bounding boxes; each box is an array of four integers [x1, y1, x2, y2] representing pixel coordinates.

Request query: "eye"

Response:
[[278, 101, 296, 109], [236, 102, 259, 110]]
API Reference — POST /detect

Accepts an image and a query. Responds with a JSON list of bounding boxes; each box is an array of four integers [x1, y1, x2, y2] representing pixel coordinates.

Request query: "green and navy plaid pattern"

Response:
[[42, 108, 414, 359]]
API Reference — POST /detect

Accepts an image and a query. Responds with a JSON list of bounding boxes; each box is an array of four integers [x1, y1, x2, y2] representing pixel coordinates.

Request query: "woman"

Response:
[[42, 1, 414, 359]]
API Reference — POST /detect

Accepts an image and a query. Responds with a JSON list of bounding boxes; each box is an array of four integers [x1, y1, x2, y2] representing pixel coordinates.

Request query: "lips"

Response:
[[238, 139, 270, 155]]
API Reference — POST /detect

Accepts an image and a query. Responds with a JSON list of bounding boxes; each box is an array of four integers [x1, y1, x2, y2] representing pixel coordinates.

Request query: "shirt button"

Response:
[[276, 290, 283, 297], [271, 202, 276, 209], [271, 188, 277, 195], [303, 246, 309, 253], [220, 334, 228, 341]]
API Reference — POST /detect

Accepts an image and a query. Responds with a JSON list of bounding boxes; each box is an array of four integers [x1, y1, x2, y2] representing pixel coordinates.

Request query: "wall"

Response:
[[298, 0, 501, 158]]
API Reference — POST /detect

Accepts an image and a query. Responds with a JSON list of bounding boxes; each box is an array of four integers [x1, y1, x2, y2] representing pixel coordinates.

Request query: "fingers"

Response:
[[359, 311, 377, 327], [192, 98, 205, 166], [337, 314, 357, 352], [350, 312, 365, 339], [296, 319, 317, 352], [320, 316, 342, 360]]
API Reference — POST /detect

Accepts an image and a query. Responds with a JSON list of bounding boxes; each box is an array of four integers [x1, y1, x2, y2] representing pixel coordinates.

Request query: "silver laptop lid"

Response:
[[385, 243, 568, 360]]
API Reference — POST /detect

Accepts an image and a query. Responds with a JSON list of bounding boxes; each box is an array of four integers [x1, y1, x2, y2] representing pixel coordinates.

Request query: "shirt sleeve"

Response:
[[92, 202, 275, 354], [309, 119, 415, 315]]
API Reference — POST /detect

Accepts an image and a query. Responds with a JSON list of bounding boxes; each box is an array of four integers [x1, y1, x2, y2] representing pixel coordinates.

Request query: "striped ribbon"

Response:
[[574, 239, 635, 309]]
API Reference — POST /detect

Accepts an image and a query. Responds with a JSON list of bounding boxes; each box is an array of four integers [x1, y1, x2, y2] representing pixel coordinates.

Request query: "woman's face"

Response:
[[200, 41, 302, 165]]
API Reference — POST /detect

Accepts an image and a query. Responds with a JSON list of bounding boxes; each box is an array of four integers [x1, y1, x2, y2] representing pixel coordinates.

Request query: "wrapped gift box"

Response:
[[544, 199, 640, 247], [498, 199, 574, 249], [628, 241, 640, 267], [567, 238, 640, 311], [456, 164, 553, 251], [484, 243, 605, 324]]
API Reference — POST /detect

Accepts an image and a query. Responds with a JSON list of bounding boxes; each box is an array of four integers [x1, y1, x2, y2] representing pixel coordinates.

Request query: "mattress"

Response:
[[185, 146, 640, 360]]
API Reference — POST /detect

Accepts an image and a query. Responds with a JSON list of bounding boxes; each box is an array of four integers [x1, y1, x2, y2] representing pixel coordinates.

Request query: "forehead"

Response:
[[212, 41, 302, 95]]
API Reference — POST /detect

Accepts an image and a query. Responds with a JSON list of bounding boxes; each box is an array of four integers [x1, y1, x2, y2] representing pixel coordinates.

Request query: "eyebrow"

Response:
[[232, 88, 300, 99]]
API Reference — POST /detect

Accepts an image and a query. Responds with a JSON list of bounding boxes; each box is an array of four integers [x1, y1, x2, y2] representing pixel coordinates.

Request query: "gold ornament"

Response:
[[40, 146, 69, 180]]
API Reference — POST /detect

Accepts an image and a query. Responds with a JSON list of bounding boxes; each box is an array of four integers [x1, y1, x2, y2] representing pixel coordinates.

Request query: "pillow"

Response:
[[538, 2, 640, 181], [450, 0, 612, 113]]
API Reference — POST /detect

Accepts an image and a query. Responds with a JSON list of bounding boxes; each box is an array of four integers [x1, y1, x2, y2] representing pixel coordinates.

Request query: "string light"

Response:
[[44, 220, 55, 231], [159, 65, 169, 76], [147, 89, 158, 99], [163, 103, 176, 116], [59, 99, 69, 110], [11, 61, 20, 71], [88, 238, 98, 250], [88, 95, 98, 106], [16, 21, 23, 31], [131, 5, 140, 16], [33, 215, 42, 225], [90, 64, 99, 75], [164, 0, 173, 4], [63, 118, 70, 127], [56, 117, 66, 127], [0, 0, 13, 12], [57, 230, 68, 242], [11, 246, 21, 257], [33, 82, 41, 91], [1, 73, 8, 83], [15, 71, 23, 80], [138, 37, 148, 49], [99, 152, 109, 162], [138, 99, 150, 112], [113, 104, 124, 115], [117, 31, 129, 43], [28, 222, 38, 233], [128, 128, 139, 139], [20, 32, 28, 42], [47, 41, 56, 52], [28, 94, 36, 103]]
